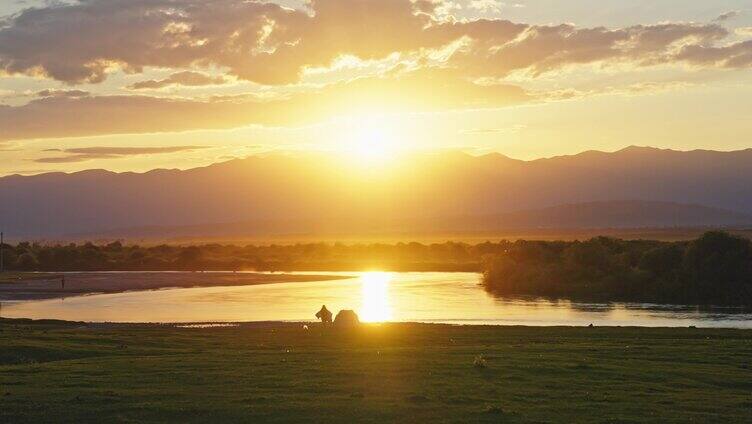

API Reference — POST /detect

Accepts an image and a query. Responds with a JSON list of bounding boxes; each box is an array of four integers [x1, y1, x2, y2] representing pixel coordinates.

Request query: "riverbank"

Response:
[[1, 318, 750, 423], [0, 272, 352, 301]]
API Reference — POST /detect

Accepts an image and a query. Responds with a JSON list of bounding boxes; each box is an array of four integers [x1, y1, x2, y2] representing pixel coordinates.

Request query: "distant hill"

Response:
[[456, 201, 752, 230], [75, 200, 752, 240], [3, 146, 752, 239]]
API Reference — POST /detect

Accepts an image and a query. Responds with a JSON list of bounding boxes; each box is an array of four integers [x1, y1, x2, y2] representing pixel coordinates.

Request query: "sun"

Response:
[[352, 124, 394, 162], [336, 115, 403, 165]]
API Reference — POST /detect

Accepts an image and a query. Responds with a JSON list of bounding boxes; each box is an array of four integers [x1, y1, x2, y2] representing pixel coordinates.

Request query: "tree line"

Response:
[[2, 231, 750, 305], [0, 240, 488, 272], [482, 231, 752, 306]]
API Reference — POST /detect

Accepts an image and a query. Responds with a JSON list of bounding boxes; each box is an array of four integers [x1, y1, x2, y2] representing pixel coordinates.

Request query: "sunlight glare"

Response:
[[359, 271, 393, 322], [337, 116, 402, 166]]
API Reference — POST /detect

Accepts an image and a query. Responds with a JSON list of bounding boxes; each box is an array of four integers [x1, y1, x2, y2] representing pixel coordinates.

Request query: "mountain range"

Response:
[[3, 146, 752, 240]]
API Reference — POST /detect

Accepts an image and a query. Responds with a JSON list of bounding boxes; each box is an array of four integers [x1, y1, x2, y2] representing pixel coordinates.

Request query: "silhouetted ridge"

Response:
[[3, 148, 752, 238]]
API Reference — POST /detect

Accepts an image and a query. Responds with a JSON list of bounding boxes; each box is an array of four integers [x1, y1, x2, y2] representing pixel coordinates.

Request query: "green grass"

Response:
[[1, 319, 751, 423]]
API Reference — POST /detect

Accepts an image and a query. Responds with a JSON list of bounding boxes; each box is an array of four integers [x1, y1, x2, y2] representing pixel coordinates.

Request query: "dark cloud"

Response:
[[128, 71, 227, 90], [0, 0, 747, 87], [33, 145, 210, 163]]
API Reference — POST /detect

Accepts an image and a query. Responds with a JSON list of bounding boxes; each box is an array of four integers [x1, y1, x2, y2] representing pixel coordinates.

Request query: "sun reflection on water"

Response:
[[359, 272, 392, 322]]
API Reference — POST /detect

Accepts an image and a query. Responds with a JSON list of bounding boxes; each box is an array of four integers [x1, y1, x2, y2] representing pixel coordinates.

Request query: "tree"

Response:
[[17, 252, 39, 270], [178, 246, 203, 269], [683, 231, 752, 304]]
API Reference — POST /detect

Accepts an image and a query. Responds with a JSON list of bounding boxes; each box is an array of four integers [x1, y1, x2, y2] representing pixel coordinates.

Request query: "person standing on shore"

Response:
[[315, 305, 332, 324]]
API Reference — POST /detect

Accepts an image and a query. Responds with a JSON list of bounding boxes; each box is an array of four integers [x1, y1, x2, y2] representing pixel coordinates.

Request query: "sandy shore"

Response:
[[0, 272, 353, 301]]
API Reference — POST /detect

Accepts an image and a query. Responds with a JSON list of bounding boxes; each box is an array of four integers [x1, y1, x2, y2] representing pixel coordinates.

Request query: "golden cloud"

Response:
[[34, 146, 211, 163], [128, 71, 227, 90], [0, 0, 748, 86], [0, 68, 530, 141], [1, 0, 750, 142]]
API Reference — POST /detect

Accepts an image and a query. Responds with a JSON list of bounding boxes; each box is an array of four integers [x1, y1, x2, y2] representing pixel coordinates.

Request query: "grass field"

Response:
[[1, 319, 751, 423]]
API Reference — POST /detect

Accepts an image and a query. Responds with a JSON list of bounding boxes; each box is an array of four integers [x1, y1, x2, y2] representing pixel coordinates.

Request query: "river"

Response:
[[2, 272, 751, 327]]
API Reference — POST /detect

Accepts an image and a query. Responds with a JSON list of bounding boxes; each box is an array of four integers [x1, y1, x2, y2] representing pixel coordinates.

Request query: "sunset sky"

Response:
[[1, 0, 751, 175]]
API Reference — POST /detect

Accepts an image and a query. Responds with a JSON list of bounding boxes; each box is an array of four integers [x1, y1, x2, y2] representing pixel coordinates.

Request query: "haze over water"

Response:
[[3, 272, 750, 328]]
